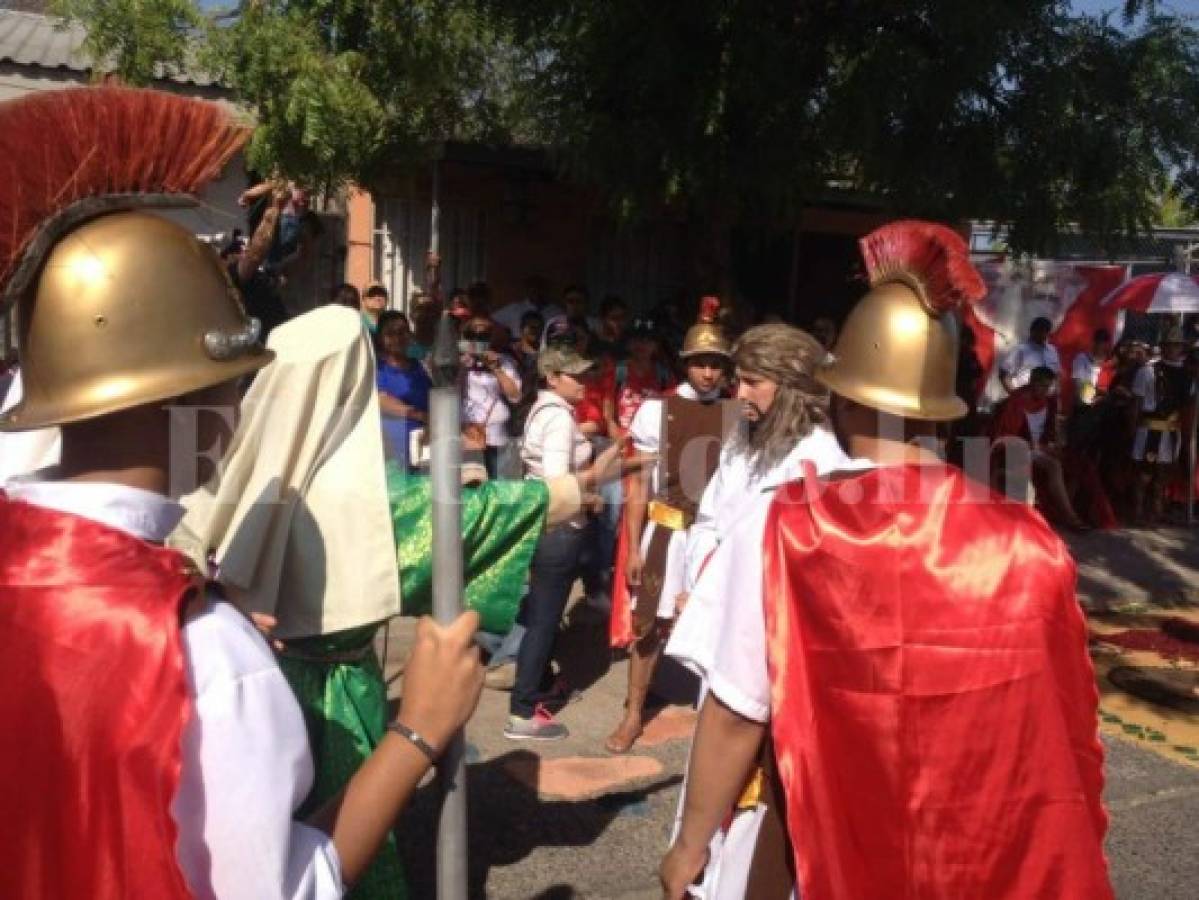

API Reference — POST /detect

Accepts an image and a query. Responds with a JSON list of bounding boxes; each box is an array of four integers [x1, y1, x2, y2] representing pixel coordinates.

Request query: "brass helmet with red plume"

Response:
[[680, 295, 731, 359], [0, 87, 272, 432], [818, 221, 985, 422]]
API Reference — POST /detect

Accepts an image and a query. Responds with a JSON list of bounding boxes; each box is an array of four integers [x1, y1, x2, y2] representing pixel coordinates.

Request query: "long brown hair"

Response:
[[730, 324, 831, 476]]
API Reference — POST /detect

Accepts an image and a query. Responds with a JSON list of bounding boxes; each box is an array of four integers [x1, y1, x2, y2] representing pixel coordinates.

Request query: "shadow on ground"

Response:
[[398, 749, 682, 899], [1065, 527, 1199, 606]]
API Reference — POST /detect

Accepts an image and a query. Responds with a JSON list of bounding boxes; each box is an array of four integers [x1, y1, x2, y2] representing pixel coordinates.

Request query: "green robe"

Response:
[[278, 468, 548, 899]]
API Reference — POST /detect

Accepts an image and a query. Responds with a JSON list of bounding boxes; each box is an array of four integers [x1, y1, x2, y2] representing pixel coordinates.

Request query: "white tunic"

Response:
[[627, 382, 718, 619], [665, 432, 861, 900], [6, 479, 344, 900], [683, 426, 850, 592]]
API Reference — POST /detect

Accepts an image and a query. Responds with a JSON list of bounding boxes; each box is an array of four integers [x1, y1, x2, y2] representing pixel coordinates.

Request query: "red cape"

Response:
[[0, 494, 197, 899], [610, 510, 636, 648], [763, 464, 1111, 899]]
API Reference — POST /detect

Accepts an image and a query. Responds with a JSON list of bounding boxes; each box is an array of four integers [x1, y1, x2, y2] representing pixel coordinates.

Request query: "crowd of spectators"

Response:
[[958, 317, 1199, 529]]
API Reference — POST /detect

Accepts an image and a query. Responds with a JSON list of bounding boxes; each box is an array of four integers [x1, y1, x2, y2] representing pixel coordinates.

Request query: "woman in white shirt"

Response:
[[460, 314, 522, 478], [507, 345, 606, 740]]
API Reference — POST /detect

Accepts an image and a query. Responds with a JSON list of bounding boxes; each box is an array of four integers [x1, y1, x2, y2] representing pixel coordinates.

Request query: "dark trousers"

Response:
[[511, 523, 587, 718]]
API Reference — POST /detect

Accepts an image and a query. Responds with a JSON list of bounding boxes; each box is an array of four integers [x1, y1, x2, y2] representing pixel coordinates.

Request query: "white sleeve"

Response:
[[999, 345, 1021, 375], [667, 496, 772, 723], [1133, 366, 1156, 410], [174, 603, 343, 900], [628, 399, 660, 455], [500, 356, 522, 393], [539, 406, 576, 479], [1047, 345, 1062, 374], [683, 451, 726, 590], [1071, 355, 1087, 382]]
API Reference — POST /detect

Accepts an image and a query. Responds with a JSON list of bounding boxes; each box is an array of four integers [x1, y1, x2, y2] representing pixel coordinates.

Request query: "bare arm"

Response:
[[236, 193, 284, 284], [603, 394, 622, 439], [492, 366, 521, 404], [308, 613, 483, 888], [623, 461, 650, 585], [660, 694, 766, 898], [378, 391, 426, 423]]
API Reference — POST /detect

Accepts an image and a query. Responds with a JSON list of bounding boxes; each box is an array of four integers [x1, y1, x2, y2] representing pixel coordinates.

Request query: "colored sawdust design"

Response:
[[501, 753, 663, 800], [1095, 618, 1199, 663], [1088, 603, 1199, 768]]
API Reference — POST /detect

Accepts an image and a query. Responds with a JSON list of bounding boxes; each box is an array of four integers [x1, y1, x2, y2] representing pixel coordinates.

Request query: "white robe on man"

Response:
[[667, 427, 859, 899]]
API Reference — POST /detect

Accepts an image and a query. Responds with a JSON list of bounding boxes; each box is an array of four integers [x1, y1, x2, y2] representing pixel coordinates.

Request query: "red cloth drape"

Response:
[[989, 385, 1058, 446], [0, 494, 197, 899], [609, 507, 636, 648], [762, 464, 1111, 899]]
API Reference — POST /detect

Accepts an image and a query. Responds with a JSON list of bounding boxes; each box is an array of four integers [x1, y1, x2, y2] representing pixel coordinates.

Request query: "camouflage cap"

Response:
[[538, 345, 595, 377]]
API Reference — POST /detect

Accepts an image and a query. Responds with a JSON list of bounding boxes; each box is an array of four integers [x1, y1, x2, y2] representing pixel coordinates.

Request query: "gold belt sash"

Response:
[[1146, 414, 1181, 432], [647, 499, 689, 531], [735, 766, 766, 810]]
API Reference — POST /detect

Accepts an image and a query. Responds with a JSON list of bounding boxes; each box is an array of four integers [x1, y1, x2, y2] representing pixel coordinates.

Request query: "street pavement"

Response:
[[381, 526, 1199, 899]]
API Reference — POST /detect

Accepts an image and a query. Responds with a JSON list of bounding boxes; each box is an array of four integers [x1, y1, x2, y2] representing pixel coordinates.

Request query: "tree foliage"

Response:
[[52, 0, 1199, 253], [51, 0, 200, 85], [497, 0, 1199, 254], [52, 0, 534, 187]]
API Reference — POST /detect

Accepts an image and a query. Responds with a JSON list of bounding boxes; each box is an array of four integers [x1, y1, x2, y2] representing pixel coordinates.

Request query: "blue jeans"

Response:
[[476, 623, 525, 667], [511, 524, 587, 718], [581, 476, 621, 603]]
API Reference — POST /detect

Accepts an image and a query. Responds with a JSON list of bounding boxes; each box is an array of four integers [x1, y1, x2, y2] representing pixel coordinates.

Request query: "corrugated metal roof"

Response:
[[0, 10, 217, 87]]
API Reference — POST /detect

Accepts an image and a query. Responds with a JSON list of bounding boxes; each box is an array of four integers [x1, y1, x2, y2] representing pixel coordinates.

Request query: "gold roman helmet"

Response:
[[817, 221, 986, 422], [680, 295, 731, 359], [0, 87, 272, 432]]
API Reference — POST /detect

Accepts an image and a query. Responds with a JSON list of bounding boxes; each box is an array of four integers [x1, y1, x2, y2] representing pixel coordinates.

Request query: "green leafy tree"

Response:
[[52, 0, 533, 188], [51, 0, 200, 85], [53, 0, 1199, 260], [498, 0, 1199, 258]]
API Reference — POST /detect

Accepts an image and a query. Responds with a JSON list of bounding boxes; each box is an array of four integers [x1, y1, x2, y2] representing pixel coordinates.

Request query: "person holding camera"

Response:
[[460, 314, 522, 478]]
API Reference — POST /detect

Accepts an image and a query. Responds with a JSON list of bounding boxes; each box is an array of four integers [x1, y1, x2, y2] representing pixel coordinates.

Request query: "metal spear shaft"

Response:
[[428, 155, 468, 900]]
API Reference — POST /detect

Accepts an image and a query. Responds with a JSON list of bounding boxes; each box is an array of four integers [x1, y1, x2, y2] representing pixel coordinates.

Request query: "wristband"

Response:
[[388, 721, 439, 763]]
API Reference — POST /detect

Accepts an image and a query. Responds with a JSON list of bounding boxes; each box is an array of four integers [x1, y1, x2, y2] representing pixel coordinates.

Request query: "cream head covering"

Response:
[[172, 305, 400, 639]]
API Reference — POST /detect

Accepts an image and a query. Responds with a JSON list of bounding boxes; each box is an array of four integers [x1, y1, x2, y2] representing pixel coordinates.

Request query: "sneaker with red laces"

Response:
[[503, 704, 569, 741]]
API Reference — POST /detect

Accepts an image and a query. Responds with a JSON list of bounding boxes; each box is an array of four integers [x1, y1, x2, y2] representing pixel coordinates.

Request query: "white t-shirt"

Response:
[[463, 355, 520, 446], [1002, 341, 1061, 390], [6, 479, 344, 900], [521, 391, 593, 527], [1071, 353, 1102, 392], [1132, 363, 1157, 412], [626, 381, 716, 495], [1025, 407, 1048, 446], [493, 299, 565, 337]]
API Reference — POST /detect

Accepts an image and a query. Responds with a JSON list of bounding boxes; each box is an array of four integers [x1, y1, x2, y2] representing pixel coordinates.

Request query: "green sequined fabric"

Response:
[[389, 468, 548, 634], [279, 626, 407, 900]]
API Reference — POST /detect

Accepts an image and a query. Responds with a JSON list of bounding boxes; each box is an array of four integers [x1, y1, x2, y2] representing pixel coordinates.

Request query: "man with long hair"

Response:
[[661, 222, 1110, 899], [662, 323, 853, 895], [681, 324, 850, 610]]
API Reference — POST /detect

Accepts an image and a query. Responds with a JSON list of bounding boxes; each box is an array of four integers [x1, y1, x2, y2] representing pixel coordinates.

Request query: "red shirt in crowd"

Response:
[[596, 359, 676, 433]]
